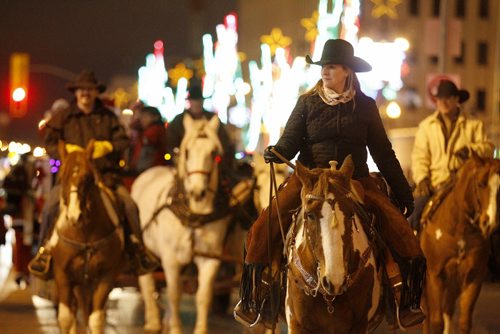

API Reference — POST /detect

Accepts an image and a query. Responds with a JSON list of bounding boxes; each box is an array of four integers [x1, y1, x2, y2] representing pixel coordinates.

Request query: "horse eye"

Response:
[[306, 212, 316, 221]]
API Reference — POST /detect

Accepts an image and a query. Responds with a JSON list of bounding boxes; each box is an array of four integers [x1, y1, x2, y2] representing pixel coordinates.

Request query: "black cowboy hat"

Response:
[[433, 79, 470, 103], [306, 39, 371, 73], [187, 85, 204, 100], [66, 70, 106, 93]]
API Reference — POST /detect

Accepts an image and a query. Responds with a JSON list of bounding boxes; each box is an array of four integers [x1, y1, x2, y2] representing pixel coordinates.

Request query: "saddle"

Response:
[[420, 176, 456, 225]]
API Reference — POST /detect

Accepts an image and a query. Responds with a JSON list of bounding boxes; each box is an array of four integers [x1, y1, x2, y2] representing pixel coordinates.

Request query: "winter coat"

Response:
[[411, 110, 494, 188], [274, 90, 413, 209], [131, 120, 167, 172], [44, 99, 130, 177]]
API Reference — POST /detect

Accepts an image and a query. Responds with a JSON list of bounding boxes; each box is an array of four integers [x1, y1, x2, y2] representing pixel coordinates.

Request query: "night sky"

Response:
[[0, 0, 237, 144]]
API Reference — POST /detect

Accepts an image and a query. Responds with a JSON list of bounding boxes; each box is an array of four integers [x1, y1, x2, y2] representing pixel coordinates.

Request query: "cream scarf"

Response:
[[317, 76, 356, 106]]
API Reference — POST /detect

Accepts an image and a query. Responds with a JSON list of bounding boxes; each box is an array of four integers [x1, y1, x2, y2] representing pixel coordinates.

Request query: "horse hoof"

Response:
[[143, 321, 161, 332], [167, 325, 183, 334]]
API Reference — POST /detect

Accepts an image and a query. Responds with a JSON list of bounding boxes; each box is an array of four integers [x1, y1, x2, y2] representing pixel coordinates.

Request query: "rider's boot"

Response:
[[234, 264, 281, 330], [28, 245, 53, 280], [396, 256, 426, 329], [127, 234, 160, 275]]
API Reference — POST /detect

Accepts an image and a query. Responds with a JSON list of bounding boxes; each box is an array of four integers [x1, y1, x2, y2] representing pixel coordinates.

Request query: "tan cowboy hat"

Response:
[[305, 39, 372, 72], [66, 70, 106, 93], [433, 79, 470, 103]]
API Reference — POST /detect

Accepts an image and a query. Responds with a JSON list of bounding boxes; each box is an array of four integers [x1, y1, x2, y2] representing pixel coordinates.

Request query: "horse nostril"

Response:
[[322, 276, 332, 292], [200, 190, 206, 198]]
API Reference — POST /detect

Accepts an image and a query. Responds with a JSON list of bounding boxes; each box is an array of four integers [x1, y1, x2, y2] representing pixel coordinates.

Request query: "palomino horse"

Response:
[[420, 156, 500, 334], [50, 140, 124, 334], [131, 114, 234, 334], [285, 157, 383, 333]]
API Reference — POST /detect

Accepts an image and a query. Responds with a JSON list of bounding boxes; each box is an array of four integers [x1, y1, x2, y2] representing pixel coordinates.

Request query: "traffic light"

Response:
[[9, 53, 30, 118]]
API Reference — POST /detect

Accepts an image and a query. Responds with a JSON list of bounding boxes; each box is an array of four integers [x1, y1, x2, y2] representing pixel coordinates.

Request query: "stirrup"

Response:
[[396, 303, 425, 330], [233, 299, 265, 328], [28, 247, 53, 280]]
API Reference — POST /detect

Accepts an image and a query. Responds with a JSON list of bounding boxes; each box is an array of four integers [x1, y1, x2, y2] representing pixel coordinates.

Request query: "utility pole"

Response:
[[438, 0, 449, 74]]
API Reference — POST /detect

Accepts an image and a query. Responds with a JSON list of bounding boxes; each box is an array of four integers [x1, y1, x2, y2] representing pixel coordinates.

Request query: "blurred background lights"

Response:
[[386, 101, 402, 119]]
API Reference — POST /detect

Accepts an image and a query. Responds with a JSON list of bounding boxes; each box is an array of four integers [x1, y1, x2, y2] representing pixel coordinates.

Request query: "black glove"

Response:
[[263, 146, 283, 164], [401, 201, 415, 218], [454, 146, 470, 161], [414, 178, 432, 198]]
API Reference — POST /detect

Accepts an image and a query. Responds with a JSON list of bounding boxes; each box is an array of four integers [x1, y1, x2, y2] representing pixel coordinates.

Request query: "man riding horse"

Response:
[[29, 70, 159, 279], [167, 85, 238, 192], [409, 80, 494, 230]]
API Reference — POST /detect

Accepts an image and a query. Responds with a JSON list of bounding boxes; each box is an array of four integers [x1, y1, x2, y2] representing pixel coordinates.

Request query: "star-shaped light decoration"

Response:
[[371, 0, 401, 19], [193, 58, 205, 79], [168, 63, 193, 87], [113, 88, 130, 109], [260, 28, 292, 56], [301, 10, 319, 42]]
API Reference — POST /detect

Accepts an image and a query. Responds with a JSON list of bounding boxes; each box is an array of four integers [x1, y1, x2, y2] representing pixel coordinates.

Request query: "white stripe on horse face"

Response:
[[487, 173, 499, 231], [67, 185, 81, 222], [321, 199, 345, 287]]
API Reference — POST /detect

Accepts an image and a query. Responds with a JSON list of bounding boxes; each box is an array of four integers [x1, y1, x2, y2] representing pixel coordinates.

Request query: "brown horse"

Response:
[[420, 156, 500, 334], [285, 157, 383, 333], [50, 140, 125, 334]]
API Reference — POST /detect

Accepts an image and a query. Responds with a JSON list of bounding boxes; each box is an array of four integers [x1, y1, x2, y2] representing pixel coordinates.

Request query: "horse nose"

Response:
[[321, 276, 333, 294], [191, 189, 206, 201]]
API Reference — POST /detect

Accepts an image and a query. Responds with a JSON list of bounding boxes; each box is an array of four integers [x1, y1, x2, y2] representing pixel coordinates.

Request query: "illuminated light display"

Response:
[[370, 0, 401, 19], [356, 37, 408, 99], [260, 28, 292, 56], [138, 40, 188, 121], [301, 11, 320, 42], [202, 13, 247, 125], [168, 63, 193, 87]]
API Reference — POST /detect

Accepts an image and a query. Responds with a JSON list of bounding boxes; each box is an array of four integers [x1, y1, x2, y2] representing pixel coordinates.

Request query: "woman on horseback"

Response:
[[234, 39, 426, 330]]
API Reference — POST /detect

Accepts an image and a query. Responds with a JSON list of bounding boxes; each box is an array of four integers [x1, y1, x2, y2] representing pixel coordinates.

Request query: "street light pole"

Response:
[[438, 0, 448, 74]]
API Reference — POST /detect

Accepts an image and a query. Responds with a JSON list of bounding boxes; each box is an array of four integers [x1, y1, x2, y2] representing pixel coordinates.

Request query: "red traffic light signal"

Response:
[[9, 53, 30, 118]]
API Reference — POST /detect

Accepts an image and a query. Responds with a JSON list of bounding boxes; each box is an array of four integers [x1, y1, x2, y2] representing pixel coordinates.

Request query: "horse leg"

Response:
[[457, 281, 483, 334], [138, 273, 162, 331], [163, 260, 183, 334], [88, 279, 114, 334], [193, 258, 220, 334], [425, 273, 445, 334], [56, 284, 77, 334]]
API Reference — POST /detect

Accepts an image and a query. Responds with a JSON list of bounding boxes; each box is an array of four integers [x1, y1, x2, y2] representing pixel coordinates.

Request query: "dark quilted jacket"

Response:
[[274, 91, 413, 208], [44, 99, 130, 175]]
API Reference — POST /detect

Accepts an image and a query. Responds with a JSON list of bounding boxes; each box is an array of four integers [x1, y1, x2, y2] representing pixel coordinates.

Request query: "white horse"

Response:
[[252, 153, 290, 213], [132, 114, 233, 334]]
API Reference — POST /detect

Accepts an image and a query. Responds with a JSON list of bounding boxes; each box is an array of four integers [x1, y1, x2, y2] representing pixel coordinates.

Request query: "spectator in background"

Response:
[[130, 106, 167, 173]]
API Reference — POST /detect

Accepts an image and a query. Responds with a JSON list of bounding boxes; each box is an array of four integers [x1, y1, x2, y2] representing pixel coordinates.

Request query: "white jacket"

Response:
[[411, 110, 494, 188]]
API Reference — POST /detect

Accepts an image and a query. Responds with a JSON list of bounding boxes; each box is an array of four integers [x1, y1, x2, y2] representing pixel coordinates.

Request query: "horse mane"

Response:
[[58, 151, 95, 206]]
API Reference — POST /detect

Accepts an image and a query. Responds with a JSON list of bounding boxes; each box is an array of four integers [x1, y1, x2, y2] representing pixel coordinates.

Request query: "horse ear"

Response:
[[86, 139, 96, 160], [296, 161, 313, 189], [58, 140, 67, 161], [207, 115, 220, 132], [339, 155, 354, 179]]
